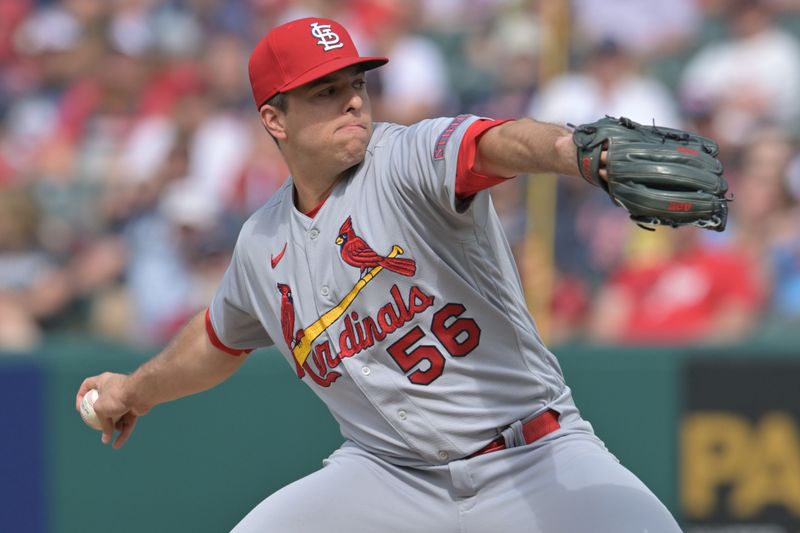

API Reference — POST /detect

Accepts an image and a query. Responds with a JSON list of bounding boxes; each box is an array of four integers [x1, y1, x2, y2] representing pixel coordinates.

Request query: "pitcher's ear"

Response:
[[260, 104, 287, 141]]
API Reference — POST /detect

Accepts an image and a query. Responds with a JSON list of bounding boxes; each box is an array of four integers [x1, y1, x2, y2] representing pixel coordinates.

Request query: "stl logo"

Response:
[[310, 22, 344, 51]]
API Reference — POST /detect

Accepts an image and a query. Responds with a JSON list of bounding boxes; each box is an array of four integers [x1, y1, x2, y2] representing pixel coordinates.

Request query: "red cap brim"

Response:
[[278, 56, 388, 94]]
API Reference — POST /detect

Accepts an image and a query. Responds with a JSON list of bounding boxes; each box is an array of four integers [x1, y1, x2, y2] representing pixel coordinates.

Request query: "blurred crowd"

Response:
[[1, 0, 799, 351]]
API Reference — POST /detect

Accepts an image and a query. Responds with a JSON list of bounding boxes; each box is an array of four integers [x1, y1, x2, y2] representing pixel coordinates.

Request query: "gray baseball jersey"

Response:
[[209, 115, 572, 465], [211, 115, 682, 532]]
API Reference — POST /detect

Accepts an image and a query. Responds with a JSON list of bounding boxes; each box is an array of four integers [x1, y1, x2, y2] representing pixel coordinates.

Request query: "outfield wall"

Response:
[[2, 336, 799, 533]]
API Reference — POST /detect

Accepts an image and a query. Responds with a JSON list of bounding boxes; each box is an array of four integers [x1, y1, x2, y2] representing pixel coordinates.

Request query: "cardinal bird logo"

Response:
[[277, 283, 303, 349], [335, 217, 416, 277]]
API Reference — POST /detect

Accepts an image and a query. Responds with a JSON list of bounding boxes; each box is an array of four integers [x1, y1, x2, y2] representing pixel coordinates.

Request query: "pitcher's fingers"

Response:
[[113, 414, 138, 450], [599, 147, 609, 182], [76, 377, 99, 411], [99, 416, 116, 445]]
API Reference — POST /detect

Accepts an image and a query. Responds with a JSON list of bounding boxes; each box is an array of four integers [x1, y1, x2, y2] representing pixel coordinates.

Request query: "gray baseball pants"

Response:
[[231, 421, 681, 532]]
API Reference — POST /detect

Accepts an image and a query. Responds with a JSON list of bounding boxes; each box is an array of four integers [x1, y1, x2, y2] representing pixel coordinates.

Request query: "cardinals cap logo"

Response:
[[310, 22, 344, 51]]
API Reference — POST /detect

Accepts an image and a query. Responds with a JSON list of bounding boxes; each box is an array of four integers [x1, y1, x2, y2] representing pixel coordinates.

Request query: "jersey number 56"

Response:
[[386, 303, 481, 385]]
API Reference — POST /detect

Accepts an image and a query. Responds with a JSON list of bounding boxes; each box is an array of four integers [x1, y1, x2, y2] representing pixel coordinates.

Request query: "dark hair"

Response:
[[264, 92, 288, 112]]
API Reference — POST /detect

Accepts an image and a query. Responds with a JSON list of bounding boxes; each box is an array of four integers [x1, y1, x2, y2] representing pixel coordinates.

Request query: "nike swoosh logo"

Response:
[[271, 243, 288, 269]]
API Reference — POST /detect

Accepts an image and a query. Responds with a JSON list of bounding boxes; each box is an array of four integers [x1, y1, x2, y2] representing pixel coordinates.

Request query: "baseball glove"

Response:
[[572, 116, 729, 231]]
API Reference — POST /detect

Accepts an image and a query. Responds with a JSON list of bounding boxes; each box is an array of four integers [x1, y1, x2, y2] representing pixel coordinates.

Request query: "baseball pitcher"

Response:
[[77, 17, 727, 532]]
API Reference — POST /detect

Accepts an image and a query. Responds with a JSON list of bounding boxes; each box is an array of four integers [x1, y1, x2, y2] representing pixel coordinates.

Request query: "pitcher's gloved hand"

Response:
[[572, 116, 729, 231]]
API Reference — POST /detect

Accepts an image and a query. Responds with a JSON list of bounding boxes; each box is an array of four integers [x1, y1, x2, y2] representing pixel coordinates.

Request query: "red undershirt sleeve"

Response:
[[455, 119, 515, 199]]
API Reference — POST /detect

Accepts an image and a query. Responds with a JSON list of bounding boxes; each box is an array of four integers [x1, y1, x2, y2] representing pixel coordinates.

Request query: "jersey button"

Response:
[[437, 451, 449, 461], [309, 229, 320, 240], [320, 286, 330, 297], [361, 366, 371, 376], [397, 410, 407, 421]]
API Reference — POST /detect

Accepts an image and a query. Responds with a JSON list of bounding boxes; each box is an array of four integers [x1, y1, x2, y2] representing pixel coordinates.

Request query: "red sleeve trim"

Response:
[[455, 119, 515, 199], [204, 308, 253, 356]]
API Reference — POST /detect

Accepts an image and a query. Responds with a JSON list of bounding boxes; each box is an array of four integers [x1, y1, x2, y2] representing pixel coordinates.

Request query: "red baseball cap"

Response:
[[248, 17, 388, 108]]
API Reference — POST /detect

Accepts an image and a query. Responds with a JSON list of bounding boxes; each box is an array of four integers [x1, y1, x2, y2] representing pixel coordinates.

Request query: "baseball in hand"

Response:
[[80, 389, 103, 431]]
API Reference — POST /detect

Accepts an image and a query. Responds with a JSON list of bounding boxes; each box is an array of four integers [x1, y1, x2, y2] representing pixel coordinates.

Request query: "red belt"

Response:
[[469, 409, 560, 458]]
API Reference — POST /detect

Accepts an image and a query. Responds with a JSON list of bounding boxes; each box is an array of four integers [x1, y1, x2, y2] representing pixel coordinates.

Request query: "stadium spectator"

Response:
[[586, 227, 765, 345], [724, 128, 800, 323], [366, 1, 451, 124], [680, 0, 800, 146], [0, 188, 71, 350], [529, 38, 681, 128], [571, 0, 701, 60]]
